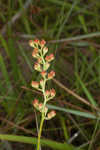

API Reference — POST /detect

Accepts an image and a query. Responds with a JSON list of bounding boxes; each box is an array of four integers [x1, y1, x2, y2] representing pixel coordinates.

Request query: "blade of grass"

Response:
[[88, 119, 99, 150], [75, 73, 98, 107], [59, 115, 69, 141], [79, 52, 95, 80], [8, 28, 19, 81], [47, 0, 91, 15], [18, 44, 33, 72], [50, 32, 100, 43], [1, 0, 32, 35], [78, 15, 88, 33], [57, 0, 79, 38], [18, 0, 31, 34], [83, 55, 100, 82], [47, 104, 98, 119], [0, 134, 75, 150], [0, 54, 12, 88], [53, 78, 99, 111], [0, 34, 9, 56]]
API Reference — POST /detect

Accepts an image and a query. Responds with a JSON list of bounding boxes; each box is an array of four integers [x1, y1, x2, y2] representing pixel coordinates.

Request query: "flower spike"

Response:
[[29, 39, 56, 150]]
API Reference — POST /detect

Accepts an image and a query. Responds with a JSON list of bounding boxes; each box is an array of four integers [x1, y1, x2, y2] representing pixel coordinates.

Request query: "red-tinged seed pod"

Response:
[[44, 62, 50, 71], [32, 48, 38, 58], [32, 51, 37, 58], [49, 54, 54, 60], [45, 55, 49, 61], [45, 54, 54, 62], [37, 58, 42, 64], [47, 110, 56, 119], [29, 40, 34, 47], [50, 89, 56, 97], [48, 70, 55, 79], [40, 79, 44, 87], [43, 47, 48, 55], [31, 81, 39, 88], [45, 90, 50, 97], [34, 48, 38, 52], [32, 99, 39, 107], [40, 40, 46, 47], [41, 71, 47, 78], [29, 39, 39, 48], [34, 62, 42, 72], [38, 103, 43, 110], [34, 39, 39, 44]]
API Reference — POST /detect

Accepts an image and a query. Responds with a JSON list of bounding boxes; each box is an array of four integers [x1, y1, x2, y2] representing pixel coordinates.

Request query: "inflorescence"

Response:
[[29, 39, 56, 120]]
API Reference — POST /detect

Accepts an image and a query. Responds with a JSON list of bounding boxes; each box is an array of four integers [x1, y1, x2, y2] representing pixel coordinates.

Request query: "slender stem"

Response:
[[37, 78, 46, 150], [37, 47, 48, 150], [37, 114, 45, 150], [42, 79, 47, 110]]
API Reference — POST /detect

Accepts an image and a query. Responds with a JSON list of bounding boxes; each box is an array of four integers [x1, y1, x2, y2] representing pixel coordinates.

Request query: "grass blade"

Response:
[[75, 73, 97, 107], [47, 104, 98, 119], [0, 34, 9, 56], [0, 134, 76, 150], [18, 44, 33, 72], [0, 54, 11, 88], [50, 32, 100, 43]]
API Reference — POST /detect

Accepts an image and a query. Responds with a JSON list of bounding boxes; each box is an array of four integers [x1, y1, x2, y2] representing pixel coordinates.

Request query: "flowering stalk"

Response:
[[29, 39, 56, 150]]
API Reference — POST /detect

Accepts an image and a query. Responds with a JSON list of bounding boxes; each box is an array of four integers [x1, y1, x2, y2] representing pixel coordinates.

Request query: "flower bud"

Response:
[[45, 54, 54, 62], [38, 103, 43, 111], [31, 81, 39, 89], [47, 110, 56, 119], [32, 99, 39, 108], [37, 58, 42, 64], [45, 90, 50, 97], [41, 71, 47, 78], [44, 62, 50, 71], [48, 71, 55, 79], [29, 40, 34, 47], [32, 48, 39, 58], [40, 40, 46, 47], [50, 89, 56, 97], [34, 62, 42, 72], [43, 47, 48, 55], [34, 39, 39, 44], [29, 39, 39, 48], [40, 79, 44, 87]]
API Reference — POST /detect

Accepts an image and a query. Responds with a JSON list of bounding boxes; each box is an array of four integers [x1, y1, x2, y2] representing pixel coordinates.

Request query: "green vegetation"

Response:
[[0, 0, 100, 149]]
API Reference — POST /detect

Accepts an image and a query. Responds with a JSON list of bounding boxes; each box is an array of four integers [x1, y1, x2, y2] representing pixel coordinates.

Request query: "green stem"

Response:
[[37, 114, 45, 150], [37, 49, 47, 150], [37, 79, 46, 150]]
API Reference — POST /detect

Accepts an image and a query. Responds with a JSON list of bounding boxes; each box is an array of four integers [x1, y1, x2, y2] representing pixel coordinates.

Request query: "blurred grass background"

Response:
[[0, 0, 100, 150]]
